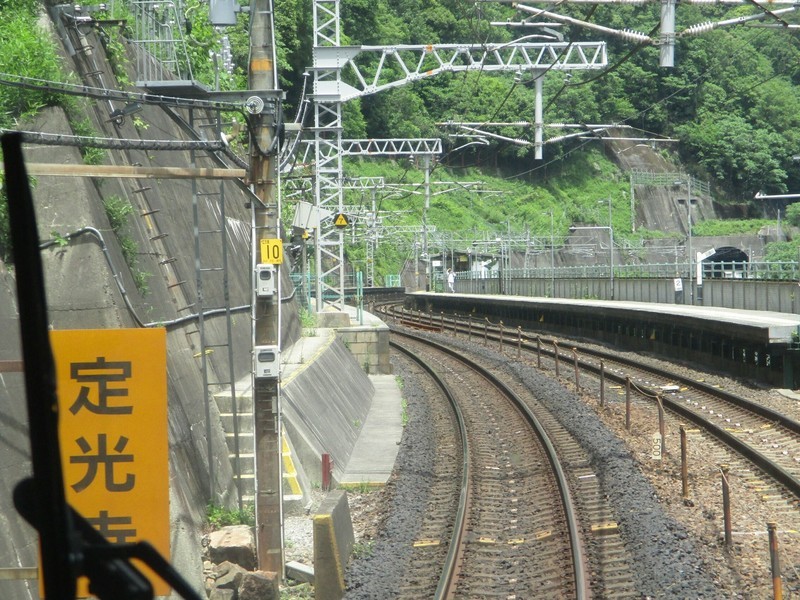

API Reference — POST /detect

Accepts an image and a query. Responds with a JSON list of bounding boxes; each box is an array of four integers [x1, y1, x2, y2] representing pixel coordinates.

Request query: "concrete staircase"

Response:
[[214, 386, 303, 506]]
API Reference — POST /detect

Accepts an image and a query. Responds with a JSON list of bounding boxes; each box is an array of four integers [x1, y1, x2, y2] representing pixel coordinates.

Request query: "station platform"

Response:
[[408, 292, 800, 388]]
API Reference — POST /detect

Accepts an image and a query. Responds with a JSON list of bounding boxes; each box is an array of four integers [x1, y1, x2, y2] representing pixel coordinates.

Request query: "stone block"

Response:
[[238, 570, 279, 600], [209, 588, 235, 600], [213, 561, 248, 590], [208, 526, 257, 571], [313, 490, 355, 600]]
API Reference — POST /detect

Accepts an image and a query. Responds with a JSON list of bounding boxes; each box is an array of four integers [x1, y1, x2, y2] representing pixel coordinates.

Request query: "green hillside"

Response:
[[3, 0, 800, 274]]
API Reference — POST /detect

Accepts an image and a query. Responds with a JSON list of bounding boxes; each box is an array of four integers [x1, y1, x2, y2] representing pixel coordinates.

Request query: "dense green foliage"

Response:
[[334, 147, 633, 281], [206, 503, 255, 528], [0, 0, 67, 262], [0, 185, 8, 264], [3, 0, 800, 273], [0, 0, 65, 129], [692, 219, 772, 236], [787, 203, 800, 227], [272, 0, 800, 202]]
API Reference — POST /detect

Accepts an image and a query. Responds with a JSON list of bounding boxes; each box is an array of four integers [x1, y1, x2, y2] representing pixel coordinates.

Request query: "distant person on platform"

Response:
[[447, 268, 455, 293]]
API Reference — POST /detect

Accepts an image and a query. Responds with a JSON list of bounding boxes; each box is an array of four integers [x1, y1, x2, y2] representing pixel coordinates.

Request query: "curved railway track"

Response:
[[382, 303, 800, 505], [390, 328, 645, 598], [387, 340, 467, 598], [392, 332, 585, 598]]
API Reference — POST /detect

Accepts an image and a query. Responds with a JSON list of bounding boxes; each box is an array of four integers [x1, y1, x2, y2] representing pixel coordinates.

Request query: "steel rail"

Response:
[[391, 326, 589, 599], [390, 305, 800, 500], [389, 339, 470, 599]]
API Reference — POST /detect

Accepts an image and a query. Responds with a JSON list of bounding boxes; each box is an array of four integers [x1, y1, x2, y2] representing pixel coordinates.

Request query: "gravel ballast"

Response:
[[283, 328, 800, 599], [344, 334, 724, 598]]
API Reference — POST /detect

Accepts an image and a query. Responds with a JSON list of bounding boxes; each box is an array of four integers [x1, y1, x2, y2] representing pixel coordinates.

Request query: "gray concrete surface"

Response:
[[340, 375, 403, 486], [281, 330, 375, 488]]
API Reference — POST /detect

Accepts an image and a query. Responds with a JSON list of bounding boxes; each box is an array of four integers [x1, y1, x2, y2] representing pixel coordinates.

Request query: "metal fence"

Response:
[[500, 261, 800, 282], [453, 262, 800, 315]]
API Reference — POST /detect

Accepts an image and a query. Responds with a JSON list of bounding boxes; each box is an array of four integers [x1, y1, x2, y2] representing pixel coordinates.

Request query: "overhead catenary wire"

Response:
[[508, 11, 779, 179]]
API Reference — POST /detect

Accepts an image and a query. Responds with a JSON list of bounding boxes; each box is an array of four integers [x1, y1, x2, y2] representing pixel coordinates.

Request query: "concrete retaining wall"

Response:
[[318, 308, 393, 375], [281, 337, 374, 487], [335, 324, 392, 375]]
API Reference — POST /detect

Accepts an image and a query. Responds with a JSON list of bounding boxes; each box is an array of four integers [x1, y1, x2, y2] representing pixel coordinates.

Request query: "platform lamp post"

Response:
[[496, 237, 505, 295], [570, 225, 614, 300], [543, 209, 555, 297], [601, 198, 614, 300], [675, 178, 696, 304]]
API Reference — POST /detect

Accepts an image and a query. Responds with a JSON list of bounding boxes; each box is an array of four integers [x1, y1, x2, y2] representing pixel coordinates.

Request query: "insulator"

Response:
[[682, 22, 715, 36], [620, 28, 651, 43]]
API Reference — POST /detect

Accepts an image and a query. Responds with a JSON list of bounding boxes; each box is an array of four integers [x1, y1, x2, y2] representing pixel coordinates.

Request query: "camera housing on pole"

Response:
[[254, 345, 280, 379], [255, 263, 276, 299]]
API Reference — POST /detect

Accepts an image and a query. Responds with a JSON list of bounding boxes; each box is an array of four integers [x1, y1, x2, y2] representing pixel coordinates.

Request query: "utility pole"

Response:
[[549, 209, 555, 296], [687, 177, 693, 304], [248, 0, 284, 580]]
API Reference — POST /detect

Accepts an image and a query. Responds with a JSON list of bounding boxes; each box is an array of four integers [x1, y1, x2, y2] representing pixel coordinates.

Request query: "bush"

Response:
[[0, 10, 65, 128], [206, 503, 255, 529]]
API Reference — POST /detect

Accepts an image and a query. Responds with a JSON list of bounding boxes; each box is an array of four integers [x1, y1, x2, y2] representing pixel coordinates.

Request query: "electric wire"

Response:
[[36, 228, 295, 330], [38, 227, 147, 328], [508, 12, 781, 179], [0, 72, 245, 111], [0, 129, 229, 151]]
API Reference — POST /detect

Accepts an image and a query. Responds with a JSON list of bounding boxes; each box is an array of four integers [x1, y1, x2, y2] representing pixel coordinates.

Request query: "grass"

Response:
[[206, 503, 256, 529], [281, 582, 314, 599], [337, 148, 633, 279], [352, 540, 374, 559], [339, 481, 373, 493], [101, 195, 151, 295], [299, 307, 317, 337]]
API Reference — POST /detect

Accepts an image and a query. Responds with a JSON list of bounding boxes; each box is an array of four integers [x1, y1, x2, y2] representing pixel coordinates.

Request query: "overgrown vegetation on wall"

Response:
[[102, 195, 151, 294]]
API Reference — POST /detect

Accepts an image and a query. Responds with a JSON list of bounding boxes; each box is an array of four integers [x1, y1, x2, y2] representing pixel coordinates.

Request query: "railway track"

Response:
[[382, 303, 800, 506], [391, 329, 641, 598], [387, 340, 466, 598]]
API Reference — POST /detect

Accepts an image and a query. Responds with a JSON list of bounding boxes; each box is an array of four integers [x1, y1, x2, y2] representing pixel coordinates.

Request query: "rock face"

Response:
[[203, 528, 279, 599]]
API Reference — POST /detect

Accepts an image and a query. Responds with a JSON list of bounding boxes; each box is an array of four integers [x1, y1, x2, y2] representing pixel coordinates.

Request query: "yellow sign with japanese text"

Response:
[[50, 328, 169, 597]]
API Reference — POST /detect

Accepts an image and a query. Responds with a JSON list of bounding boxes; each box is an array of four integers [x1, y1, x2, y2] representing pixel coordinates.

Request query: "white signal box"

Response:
[[256, 263, 276, 298], [254, 345, 280, 378]]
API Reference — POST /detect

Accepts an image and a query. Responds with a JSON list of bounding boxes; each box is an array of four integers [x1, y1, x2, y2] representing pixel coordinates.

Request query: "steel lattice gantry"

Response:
[[311, 0, 607, 310]]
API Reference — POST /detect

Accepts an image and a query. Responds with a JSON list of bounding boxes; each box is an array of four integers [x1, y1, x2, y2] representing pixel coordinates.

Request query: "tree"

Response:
[[676, 113, 787, 196]]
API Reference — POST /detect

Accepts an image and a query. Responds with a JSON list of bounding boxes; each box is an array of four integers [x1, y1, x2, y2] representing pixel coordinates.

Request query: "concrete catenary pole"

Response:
[[248, 0, 284, 580]]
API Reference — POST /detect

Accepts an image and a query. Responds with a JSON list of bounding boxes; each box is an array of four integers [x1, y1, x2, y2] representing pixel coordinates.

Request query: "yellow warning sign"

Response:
[[51, 329, 169, 597], [334, 213, 349, 228]]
